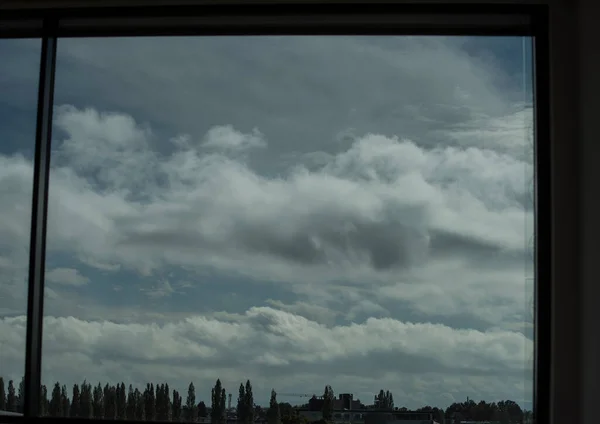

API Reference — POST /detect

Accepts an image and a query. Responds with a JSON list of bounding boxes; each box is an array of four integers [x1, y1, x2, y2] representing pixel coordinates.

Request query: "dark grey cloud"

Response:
[[52, 36, 522, 171]]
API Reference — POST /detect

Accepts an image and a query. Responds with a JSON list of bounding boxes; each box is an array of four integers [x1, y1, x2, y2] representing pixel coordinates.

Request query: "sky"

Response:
[[0, 35, 534, 411]]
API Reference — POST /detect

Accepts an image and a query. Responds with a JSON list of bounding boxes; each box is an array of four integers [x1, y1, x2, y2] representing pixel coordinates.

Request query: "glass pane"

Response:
[[0, 38, 41, 416], [43, 36, 534, 423]]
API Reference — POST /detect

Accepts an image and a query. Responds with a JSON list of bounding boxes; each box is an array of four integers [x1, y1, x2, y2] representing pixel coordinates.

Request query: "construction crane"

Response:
[[279, 393, 321, 399]]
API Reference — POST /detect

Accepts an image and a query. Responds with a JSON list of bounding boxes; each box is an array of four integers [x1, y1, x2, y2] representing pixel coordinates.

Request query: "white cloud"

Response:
[[0, 106, 534, 407], [45, 267, 90, 287], [202, 125, 267, 151], [0, 104, 534, 334], [40, 106, 533, 286], [78, 256, 121, 272], [0, 35, 535, 409], [0, 306, 531, 406]]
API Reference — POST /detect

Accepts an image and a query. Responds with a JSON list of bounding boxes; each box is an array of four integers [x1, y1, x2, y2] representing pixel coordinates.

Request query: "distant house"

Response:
[[307, 393, 363, 412], [299, 409, 436, 424], [363, 410, 437, 424], [298, 409, 366, 424]]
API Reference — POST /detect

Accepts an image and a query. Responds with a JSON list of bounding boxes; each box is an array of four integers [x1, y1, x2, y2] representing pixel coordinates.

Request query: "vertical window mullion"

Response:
[[23, 17, 57, 419], [532, 8, 551, 424]]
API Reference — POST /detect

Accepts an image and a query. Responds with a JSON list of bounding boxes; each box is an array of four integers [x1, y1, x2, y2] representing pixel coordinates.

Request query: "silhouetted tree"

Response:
[[0, 377, 5, 410], [156, 383, 171, 421], [49, 382, 63, 417], [156, 384, 164, 421], [144, 383, 155, 421], [238, 383, 246, 423], [321, 385, 334, 421], [126, 385, 136, 420], [221, 388, 227, 424], [117, 382, 127, 420], [165, 383, 171, 421], [16, 377, 24, 413], [61, 384, 70, 417], [80, 381, 93, 419], [134, 388, 145, 421], [267, 389, 281, 424], [6, 380, 16, 412], [93, 383, 104, 419], [71, 384, 80, 417], [104, 383, 116, 419], [39, 385, 49, 416], [171, 389, 182, 421], [198, 400, 208, 418], [211, 379, 226, 424], [186, 382, 197, 422], [245, 380, 254, 424]]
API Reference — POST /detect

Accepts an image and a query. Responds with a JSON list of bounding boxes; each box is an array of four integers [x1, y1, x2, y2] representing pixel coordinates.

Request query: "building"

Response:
[[336, 393, 362, 410], [307, 393, 362, 412], [363, 410, 437, 424], [298, 409, 437, 424], [298, 409, 366, 424]]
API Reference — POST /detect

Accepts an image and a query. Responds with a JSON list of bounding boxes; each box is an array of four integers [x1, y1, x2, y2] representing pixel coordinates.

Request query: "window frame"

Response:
[[0, 3, 551, 423]]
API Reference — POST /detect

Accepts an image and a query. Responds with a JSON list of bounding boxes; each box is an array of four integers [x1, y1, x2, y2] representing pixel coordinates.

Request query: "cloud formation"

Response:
[[0, 104, 533, 407], [0, 306, 531, 405], [45, 105, 532, 285], [45, 267, 90, 287], [0, 35, 534, 410]]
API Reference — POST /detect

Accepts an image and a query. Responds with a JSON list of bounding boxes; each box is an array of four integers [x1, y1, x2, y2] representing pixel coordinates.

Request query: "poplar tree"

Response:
[[49, 382, 63, 417], [39, 385, 48, 416], [267, 389, 281, 424], [71, 383, 81, 417], [0, 377, 5, 410], [117, 382, 127, 419], [211, 379, 225, 424], [322, 385, 334, 421], [172, 389, 182, 422], [237, 383, 246, 423], [6, 380, 16, 412], [126, 385, 136, 420], [80, 381, 93, 418], [244, 380, 254, 424], [93, 383, 104, 419], [186, 382, 197, 422], [61, 385, 70, 417]]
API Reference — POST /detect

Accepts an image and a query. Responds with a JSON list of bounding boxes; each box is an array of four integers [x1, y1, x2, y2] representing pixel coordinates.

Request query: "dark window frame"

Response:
[[0, 3, 551, 423]]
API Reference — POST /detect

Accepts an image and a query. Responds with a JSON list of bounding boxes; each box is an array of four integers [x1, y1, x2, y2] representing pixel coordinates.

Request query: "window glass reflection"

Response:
[[0, 38, 41, 415]]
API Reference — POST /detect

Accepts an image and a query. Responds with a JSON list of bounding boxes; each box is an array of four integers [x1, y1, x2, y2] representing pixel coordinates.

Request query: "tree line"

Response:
[[0, 376, 531, 424]]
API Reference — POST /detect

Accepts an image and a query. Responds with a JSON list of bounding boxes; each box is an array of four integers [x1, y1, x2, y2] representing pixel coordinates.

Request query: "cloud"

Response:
[[202, 125, 267, 151], [78, 256, 121, 272], [43, 106, 532, 285], [265, 299, 339, 326], [0, 103, 534, 335], [45, 267, 90, 287], [0, 104, 534, 407], [0, 306, 531, 406], [141, 279, 176, 298], [0, 35, 535, 410]]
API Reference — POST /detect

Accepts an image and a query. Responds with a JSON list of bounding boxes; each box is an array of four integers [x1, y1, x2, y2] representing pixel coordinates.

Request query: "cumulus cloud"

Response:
[[0, 104, 534, 408], [0, 306, 531, 403], [42, 106, 532, 285], [45, 267, 90, 287], [0, 35, 535, 409]]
